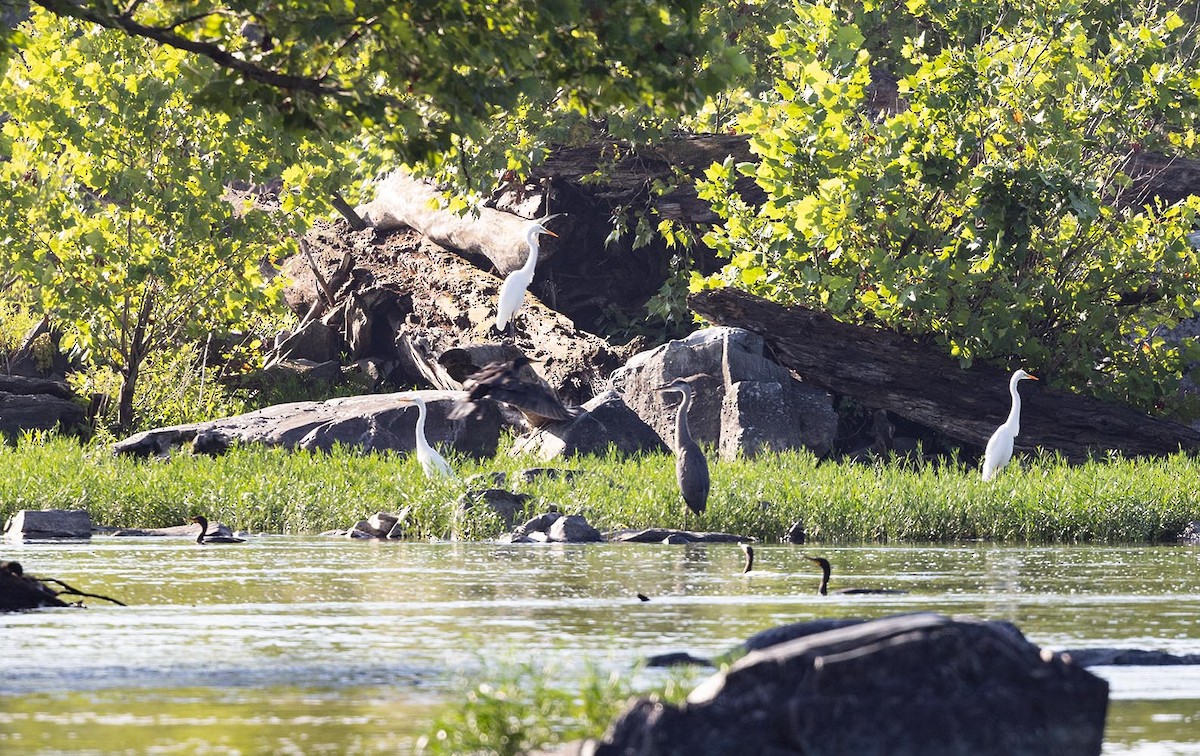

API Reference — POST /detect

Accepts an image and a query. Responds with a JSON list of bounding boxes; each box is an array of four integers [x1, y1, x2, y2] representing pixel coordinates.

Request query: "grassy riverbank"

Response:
[[1, 434, 1197, 543]]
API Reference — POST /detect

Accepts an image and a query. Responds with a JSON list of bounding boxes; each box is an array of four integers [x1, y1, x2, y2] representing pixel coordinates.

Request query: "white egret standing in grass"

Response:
[[495, 218, 559, 334], [656, 377, 709, 522], [981, 369, 1038, 481], [398, 395, 455, 479]]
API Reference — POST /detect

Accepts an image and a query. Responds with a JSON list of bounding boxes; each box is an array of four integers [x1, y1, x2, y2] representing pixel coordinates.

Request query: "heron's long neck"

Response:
[[1005, 377, 1023, 435], [415, 401, 430, 448], [520, 232, 540, 275], [817, 563, 830, 596], [674, 391, 693, 449]]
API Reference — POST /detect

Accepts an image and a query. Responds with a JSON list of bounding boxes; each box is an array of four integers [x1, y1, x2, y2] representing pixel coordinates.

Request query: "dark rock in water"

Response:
[[500, 509, 602, 543], [608, 528, 754, 544], [457, 489, 531, 533], [645, 651, 713, 668], [513, 511, 563, 538], [587, 613, 1108, 756], [1, 564, 70, 611], [738, 618, 869, 654], [4, 509, 92, 540], [549, 515, 602, 543], [785, 520, 806, 544], [1060, 648, 1200, 667], [351, 512, 400, 539], [1180, 520, 1200, 543]]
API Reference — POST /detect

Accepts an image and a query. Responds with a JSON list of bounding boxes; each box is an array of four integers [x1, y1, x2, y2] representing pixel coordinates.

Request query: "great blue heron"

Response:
[[981, 369, 1038, 481], [396, 395, 455, 478], [804, 555, 907, 595], [446, 355, 577, 426], [656, 377, 709, 520], [190, 516, 246, 544], [495, 217, 559, 334]]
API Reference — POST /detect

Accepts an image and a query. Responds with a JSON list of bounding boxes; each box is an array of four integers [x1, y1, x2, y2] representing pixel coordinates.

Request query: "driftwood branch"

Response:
[[42, 578, 128, 607], [300, 238, 337, 307], [689, 288, 1200, 461], [356, 172, 549, 274], [330, 191, 368, 231]]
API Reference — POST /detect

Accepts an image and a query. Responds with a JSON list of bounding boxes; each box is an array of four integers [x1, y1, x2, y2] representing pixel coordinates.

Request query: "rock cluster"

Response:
[[110, 327, 839, 472], [612, 327, 838, 459], [559, 613, 1109, 756], [0, 375, 87, 440]]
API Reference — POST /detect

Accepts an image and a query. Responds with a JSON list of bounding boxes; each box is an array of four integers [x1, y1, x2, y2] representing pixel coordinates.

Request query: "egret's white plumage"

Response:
[[495, 219, 558, 333], [401, 395, 454, 479], [981, 369, 1038, 481]]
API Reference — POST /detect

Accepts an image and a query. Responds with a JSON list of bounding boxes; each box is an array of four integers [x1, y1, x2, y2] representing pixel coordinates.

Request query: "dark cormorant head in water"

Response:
[[804, 555, 908, 596], [189, 515, 246, 544], [740, 543, 754, 574], [805, 555, 833, 595]]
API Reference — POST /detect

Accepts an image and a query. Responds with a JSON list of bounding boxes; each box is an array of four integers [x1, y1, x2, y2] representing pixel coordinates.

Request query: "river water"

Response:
[[1, 538, 1197, 754]]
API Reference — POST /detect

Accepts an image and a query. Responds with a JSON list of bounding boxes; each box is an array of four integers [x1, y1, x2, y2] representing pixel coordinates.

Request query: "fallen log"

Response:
[[356, 171, 551, 275], [689, 288, 1200, 461]]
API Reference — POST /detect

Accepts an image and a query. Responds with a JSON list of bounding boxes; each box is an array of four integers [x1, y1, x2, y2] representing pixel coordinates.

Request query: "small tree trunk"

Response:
[[117, 362, 139, 433]]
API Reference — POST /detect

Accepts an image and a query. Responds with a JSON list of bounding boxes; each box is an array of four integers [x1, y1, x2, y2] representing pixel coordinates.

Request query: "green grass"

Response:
[[417, 660, 699, 756], [1, 433, 1197, 542]]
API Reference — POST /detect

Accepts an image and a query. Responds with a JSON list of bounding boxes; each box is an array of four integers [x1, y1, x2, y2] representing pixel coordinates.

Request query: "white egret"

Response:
[[656, 377, 709, 519], [398, 395, 455, 479], [495, 218, 559, 334], [981, 368, 1038, 481]]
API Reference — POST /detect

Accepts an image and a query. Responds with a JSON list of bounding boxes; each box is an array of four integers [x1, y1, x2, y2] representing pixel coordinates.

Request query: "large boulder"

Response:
[[0, 375, 87, 439], [272, 320, 343, 364], [112, 390, 505, 459], [610, 327, 837, 459], [580, 613, 1108, 756], [4, 509, 92, 540], [511, 390, 668, 460]]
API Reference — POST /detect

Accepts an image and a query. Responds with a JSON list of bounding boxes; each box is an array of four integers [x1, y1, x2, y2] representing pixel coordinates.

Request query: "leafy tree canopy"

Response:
[[0, 10, 304, 429], [697, 0, 1200, 414], [6, 0, 743, 185]]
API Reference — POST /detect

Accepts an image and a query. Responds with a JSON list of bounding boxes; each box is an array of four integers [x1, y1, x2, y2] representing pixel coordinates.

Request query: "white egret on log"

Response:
[[397, 395, 455, 479], [656, 377, 709, 520], [495, 218, 559, 334], [981, 369, 1038, 481]]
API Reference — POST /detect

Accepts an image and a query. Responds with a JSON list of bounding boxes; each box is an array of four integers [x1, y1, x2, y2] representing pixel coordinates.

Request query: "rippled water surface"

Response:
[[2, 538, 1198, 754]]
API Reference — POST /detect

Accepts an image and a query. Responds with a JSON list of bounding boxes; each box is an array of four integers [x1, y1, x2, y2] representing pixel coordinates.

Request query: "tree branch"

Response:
[[33, 0, 350, 97]]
